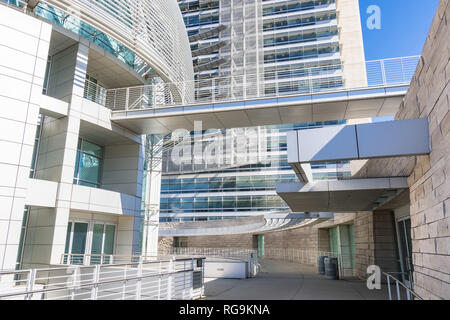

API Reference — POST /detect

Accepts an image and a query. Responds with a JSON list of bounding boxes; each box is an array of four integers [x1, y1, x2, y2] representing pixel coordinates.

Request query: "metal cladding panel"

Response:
[[42, 0, 194, 100], [286, 131, 299, 164], [297, 125, 359, 163], [356, 118, 430, 158]]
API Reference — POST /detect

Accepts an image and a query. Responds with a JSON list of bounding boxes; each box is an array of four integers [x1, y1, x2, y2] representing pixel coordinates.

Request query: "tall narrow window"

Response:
[[74, 138, 104, 188]]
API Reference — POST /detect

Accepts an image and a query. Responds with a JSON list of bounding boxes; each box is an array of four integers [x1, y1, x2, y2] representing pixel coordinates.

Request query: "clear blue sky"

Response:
[[359, 0, 439, 60]]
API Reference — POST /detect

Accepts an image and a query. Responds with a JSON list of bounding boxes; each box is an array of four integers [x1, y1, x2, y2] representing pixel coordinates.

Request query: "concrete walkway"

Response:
[[204, 259, 391, 300]]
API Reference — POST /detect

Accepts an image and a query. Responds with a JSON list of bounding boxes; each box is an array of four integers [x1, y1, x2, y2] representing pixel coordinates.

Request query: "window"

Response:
[[74, 138, 104, 188], [64, 221, 116, 265]]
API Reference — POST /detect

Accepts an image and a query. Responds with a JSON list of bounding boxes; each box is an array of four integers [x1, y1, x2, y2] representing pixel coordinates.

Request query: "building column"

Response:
[[142, 135, 163, 256], [23, 43, 88, 268]]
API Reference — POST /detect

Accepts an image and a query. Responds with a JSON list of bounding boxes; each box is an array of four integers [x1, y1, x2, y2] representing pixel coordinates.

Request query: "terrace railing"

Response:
[[89, 56, 420, 111], [0, 256, 205, 300]]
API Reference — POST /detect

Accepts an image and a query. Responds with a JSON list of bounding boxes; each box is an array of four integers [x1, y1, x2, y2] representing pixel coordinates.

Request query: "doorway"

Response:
[[396, 217, 413, 287], [64, 221, 116, 265]]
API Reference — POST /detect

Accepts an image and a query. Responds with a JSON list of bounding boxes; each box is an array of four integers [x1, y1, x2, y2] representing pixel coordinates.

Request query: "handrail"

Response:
[[100, 56, 419, 111], [0, 256, 206, 300], [384, 272, 422, 300]]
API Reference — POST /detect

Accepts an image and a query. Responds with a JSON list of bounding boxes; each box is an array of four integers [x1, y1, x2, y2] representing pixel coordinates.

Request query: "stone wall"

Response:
[[354, 211, 400, 279], [354, 0, 450, 299], [354, 212, 376, 279], [352, 0, 450, 299], [406, 0, 450, 299], [264, 226, 319, 252], [158, 237, 174, 254]]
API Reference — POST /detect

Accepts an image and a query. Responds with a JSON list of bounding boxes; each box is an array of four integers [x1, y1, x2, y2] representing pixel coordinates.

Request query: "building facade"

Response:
[[0, 0, 193, 271], [159, 0, 450, 300], [159, 0, 366, 223]]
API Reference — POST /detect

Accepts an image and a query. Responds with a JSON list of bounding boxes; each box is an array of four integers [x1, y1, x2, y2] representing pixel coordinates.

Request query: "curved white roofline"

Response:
[[41, 0, 194, 101]]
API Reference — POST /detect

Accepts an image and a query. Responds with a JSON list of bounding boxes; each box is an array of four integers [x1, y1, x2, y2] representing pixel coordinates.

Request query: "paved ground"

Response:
[[204, 259, 391, 300]]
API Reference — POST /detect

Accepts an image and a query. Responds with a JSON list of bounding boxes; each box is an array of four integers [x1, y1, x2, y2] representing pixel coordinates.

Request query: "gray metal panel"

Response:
[[356, 118, 430, 158], [287, 131, 299, 164], [277, 178, 409, 212], [297, 125, 359, 163]]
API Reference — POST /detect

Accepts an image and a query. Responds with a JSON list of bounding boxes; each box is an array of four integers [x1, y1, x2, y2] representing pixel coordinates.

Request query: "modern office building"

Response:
[[159, 0, 366, 223], [0, 0, 193, 271], [158, 0, 450, 300]]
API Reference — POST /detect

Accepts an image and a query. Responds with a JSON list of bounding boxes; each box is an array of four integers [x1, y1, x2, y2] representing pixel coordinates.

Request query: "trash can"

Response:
[[317, 256, 327, 275], [324, 257, 339, 280]]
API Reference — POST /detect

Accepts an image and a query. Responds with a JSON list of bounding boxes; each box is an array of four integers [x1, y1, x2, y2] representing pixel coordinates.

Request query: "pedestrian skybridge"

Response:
[[84, 56, 420, 135]]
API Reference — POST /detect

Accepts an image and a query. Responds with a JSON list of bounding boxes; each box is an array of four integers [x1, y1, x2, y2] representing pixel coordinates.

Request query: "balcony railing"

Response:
[[0, 256, 205, 300], [88, 56, 419, 111], [83, 79, 107, 106]]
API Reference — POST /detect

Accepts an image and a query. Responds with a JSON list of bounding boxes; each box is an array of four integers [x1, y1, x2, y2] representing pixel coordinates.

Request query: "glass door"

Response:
[[257, 235, 264, 258], [64, 222, 89, 265], [64, 221, 116, 265], [396, 218, 413, 287], [90, 223, 116, 264]]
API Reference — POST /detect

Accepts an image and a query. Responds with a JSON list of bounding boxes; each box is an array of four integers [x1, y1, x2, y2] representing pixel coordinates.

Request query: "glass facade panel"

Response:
[[74, 138, 104, 188], [70, 223, 89, 265], [91, 224, 104, 265]]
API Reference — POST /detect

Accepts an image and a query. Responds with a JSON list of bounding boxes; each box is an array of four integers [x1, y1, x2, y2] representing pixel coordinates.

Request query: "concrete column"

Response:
[[0, 6, 51, 271], [336, 0, 368, 88], [142, 135, 162, 256]]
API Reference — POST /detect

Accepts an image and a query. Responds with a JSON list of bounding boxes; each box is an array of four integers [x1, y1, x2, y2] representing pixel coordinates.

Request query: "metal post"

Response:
[[401, 58, 406, 83], [91, 265, 100, 300], [396, 280, 401, 300], [190, 259, 194, 299], [387, 275, 392, 300], [136, 259, 143, 300], [212, 78, 216, 103], [122, 264, 127, 300], [380, 60, 387, 85], [158, 262, 161, 300], [183, 260, 186, 298], [125, 88, 130, 111], [168, 259, 173, 300], [25, 269, 36, 300]]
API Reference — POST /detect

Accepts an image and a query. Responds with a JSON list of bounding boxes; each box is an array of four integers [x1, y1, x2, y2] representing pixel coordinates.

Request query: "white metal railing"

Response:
[[60, 254, 146, 266], [0, 256, 205, 300], [99, 56, 419, 111], [384, 272, 422, 300], [168, 247, 259, 278], [83, 79, 107, 106]]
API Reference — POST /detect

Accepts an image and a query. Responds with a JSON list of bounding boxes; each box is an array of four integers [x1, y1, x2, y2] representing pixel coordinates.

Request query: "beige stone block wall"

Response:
[[158, 237, 174, 255], [353, 0, 450, 299], [398, 0, 450, 300], [354, 210, 400, 280]]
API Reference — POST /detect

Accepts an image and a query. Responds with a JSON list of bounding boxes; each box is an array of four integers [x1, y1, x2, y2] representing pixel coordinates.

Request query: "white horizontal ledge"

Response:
[[40, 94, 69, 118]]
